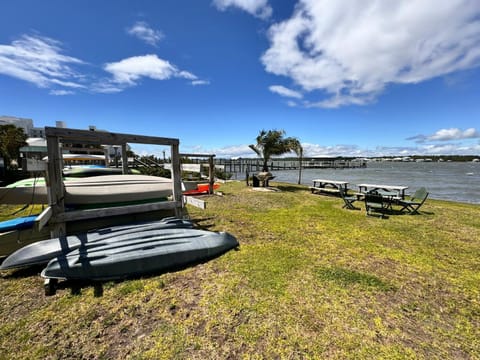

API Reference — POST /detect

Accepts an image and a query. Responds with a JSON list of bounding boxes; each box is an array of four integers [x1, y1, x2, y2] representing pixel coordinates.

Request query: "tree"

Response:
[[0, 124, 28, 170], [249, 129, 303, 173]]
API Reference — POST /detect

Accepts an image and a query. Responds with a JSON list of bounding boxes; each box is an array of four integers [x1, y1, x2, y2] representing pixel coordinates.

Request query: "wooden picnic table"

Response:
[[357, 183, 409, 200], [310, 179, 349, 195]]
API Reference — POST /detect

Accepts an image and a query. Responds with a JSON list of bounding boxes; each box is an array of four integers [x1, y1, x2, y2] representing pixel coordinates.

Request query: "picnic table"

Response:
[[310, 179, 349, 195], [357, 183, 409, 200]]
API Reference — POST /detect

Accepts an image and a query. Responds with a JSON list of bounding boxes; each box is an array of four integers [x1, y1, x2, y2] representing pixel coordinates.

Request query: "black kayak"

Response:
[[41, 228, 238, 281], [0, 217, 193, 270]]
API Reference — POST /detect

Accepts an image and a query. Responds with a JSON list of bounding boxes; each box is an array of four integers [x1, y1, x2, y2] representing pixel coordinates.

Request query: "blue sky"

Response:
[[1, 0, 480, 158]]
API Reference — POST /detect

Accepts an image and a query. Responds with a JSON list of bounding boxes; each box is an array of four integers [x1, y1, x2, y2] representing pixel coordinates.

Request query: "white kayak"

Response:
[[0, 175, 173, 205]]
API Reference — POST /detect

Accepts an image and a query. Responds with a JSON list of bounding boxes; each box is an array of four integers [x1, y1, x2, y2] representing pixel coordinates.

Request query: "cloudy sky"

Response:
[[1, 0, 479, 157]]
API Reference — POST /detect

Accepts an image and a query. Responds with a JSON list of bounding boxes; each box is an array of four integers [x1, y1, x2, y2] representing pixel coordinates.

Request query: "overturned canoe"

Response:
[[1, 218, 193, 269], [41, 228, 238, 281]]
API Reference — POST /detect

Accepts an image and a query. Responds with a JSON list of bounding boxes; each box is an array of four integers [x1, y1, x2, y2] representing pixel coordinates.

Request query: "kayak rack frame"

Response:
[[41, 127, 184, 238], [179, 153, 216, 194]]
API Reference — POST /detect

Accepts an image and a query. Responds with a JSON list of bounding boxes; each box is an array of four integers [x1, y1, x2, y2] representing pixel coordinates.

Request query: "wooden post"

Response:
[[103, 147, 109, 167], [46, 135, 66, 238], [171, 143, 183, 218], [121, 143, 128, 174], [208, 155, 215, 194]]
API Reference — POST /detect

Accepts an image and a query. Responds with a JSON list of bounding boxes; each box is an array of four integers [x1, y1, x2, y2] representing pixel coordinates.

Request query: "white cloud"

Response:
[[49, 89, 75, 96], [213, 0, 272, 19], [262, 0, 480, 108], [269, 85, 302, 99], [1, 34, 205, 94], [103, 54, 198, 87], [126, 21, 164, 46], [429, 128, 480, 141], [407, 127, 480, 143], [0, 34, 85, 89], [191, 80, 210, 86]]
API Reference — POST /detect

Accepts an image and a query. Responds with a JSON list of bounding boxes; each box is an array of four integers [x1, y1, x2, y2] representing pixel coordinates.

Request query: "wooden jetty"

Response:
[[210, 158, 367, 173]]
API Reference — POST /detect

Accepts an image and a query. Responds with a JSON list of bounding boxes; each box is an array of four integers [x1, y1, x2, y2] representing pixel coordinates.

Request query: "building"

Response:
[[0, 115, 45, 137], [3, 115, 134, 170]]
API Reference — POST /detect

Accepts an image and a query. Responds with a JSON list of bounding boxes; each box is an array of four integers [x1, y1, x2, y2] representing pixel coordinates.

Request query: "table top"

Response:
[[312, 179, 349, 185], [357, 183, 408, 191]]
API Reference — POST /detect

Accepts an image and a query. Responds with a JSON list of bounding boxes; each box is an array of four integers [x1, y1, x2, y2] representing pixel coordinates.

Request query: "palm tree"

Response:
[[249, 130, 303, 184]]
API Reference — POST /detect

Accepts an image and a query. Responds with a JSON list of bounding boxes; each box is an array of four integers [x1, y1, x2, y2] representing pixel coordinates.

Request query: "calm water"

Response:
[[254, 162, 480, 204]]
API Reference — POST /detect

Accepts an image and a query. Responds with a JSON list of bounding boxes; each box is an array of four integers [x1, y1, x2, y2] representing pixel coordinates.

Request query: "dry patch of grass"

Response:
[[1, 182, 479, 359]]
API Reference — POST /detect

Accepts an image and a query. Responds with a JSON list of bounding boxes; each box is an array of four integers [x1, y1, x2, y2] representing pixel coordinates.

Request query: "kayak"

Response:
[[63, 167, 141, 177], [183, 182, 220, 195], [1, 217, 193, 269], [0, 215, 38, 232], [41, 228, 238, 281], [0, 175, 172, 205]]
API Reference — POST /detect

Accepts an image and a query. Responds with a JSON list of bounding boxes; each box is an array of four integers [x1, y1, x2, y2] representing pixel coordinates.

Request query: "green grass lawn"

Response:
[[1, 181, 479, 359]]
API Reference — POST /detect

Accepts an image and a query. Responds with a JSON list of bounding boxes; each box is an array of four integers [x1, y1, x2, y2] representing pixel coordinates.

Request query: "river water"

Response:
[[247, 162, 480, 204]]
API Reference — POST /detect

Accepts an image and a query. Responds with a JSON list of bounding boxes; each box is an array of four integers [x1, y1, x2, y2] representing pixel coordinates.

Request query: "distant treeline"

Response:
[[270, 155, 479, 162], [376, 155, 479, 162]]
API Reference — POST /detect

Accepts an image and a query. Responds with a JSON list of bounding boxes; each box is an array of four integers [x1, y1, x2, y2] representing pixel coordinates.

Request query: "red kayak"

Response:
[[183, 183, 220, 195]]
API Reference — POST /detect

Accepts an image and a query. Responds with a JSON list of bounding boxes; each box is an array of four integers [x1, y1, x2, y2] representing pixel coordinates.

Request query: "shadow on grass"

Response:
[[42, 245, 240, 297], [316, 266, 396, 292], [189, 216, 216, 230], [274, 184, 309, 193], [1, 264, 44, 278]]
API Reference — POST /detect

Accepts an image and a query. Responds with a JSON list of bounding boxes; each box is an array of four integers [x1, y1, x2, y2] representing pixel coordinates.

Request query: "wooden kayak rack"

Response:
[[37, 127, 184, 239]]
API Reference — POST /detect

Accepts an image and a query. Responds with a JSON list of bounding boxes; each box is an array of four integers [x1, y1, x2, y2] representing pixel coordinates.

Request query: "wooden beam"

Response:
[[180, 153, 216, 158], [45, 127, 179, 146], [53, 201, 182, 223], [184, 196, 206, 210], [35, 206, 52, 232]]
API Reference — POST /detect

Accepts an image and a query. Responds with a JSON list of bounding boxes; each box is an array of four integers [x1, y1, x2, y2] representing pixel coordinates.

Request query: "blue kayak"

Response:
[[0, 215, 37, 233]]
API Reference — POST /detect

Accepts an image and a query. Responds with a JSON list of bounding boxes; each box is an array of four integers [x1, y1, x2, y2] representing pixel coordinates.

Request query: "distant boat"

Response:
[[40, 228, 239, 281]]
